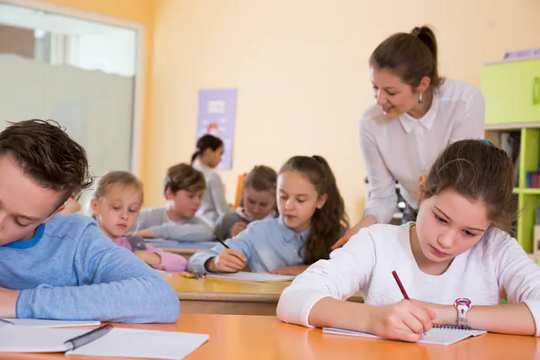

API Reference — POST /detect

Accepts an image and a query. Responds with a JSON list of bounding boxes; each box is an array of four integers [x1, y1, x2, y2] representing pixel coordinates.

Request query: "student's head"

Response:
[[191, 134, 224, 168], [242, 165, 277, 220], [164, 163, 206, 220], [278, 155, 349, 264], [369, 25, 441, 118], [91, 171, 143, 239], [415, 140, 515, 265], [0, 119, 92, 245]]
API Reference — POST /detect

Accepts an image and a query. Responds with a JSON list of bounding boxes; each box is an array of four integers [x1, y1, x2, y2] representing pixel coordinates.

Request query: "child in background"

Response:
[[214, 165, 277, 241], [91, 171, 187, 272], [278, 140, 540, 340], [134, 163, 214, 242], [189, 155, 349, 276], [191, 134, 230, 227], [0, 119, 178, 322]]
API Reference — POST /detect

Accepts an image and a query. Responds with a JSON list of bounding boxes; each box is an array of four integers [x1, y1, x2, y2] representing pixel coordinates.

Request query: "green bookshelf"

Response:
[[482, 58, 540, 256]]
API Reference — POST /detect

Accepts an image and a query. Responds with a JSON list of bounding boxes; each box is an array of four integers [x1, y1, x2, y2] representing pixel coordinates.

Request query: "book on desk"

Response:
[[0, 322, 208, 359]]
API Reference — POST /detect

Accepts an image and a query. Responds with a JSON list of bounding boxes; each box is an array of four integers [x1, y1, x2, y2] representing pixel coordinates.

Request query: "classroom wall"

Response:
[[146, 0, 540, 222]]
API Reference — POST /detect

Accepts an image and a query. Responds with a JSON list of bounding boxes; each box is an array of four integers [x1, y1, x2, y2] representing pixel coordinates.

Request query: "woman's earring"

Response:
[[418, 92, 424, 104]]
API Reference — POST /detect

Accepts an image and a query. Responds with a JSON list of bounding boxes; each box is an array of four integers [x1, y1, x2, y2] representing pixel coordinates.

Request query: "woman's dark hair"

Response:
[[423, 140, 515, 232], [0, 119, 92, 206], [164, 163, 206, 194], [280, 155, 349, 264], [94, 171, 143, 203], [244, 165, 277, 193], [369, 25, 442, 90], [191, 134, 224, 164]]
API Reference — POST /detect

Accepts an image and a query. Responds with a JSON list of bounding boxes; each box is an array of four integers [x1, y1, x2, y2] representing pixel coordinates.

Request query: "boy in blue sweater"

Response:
[[0, 119, 179, 322]]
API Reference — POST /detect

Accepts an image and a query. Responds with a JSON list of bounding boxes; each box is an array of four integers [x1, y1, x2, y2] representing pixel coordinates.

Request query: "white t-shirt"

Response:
[[277, 223, 540, 336], [360, 79, 485, 223]]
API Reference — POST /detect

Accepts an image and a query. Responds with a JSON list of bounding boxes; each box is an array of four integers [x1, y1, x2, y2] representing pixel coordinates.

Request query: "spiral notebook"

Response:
[[323, 326, 486, 345]]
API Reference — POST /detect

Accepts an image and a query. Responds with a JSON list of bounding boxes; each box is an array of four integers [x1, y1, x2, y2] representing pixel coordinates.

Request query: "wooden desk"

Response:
[[163, 273, 364, 315], [162, 272, 291, 315], [8, 314, 540, 359]]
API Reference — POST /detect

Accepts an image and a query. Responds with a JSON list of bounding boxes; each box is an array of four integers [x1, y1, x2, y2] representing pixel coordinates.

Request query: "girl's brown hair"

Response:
[[280, 155, 349, 264], [94, 171, 143, 202], [369, 25, 442, 90], [164, 163, 206, 194], [423, 140, 515, 232], [244, 165, 277, 193]]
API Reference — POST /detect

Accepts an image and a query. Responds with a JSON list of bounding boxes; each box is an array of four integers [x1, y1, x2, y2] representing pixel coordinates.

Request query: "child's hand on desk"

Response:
[[230, 221, 248, 237], [208, 249, 246, 272], [133, 250, 161, 268], [271, 265, 307, 276], [0, 287, 19, 317], [367, 300, 436, 342]]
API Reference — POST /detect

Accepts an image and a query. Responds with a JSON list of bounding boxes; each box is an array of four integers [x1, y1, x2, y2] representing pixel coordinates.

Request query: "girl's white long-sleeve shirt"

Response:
[[277, 223, 540, 336]]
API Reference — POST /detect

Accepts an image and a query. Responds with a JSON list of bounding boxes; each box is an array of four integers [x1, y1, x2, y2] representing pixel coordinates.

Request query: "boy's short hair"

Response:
[[164, 163, 206, 194], [244, 165, 277, 193], [0, 119, 92, 204]]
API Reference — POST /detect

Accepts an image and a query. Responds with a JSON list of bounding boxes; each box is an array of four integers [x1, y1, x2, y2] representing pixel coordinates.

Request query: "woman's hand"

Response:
[[331, 216, 377, 250], [208, 249, 247, 273], [230, 221, 248, 237], [271, 265, 308, 276], [367, 300, 436, 342]]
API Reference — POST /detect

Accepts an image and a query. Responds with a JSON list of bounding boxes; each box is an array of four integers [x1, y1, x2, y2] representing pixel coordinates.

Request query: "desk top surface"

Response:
[[163, 272, 290, 301], [7, 314, 540, 359]]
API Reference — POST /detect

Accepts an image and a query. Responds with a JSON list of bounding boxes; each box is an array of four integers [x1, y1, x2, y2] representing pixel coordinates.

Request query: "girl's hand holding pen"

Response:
[[367, 300, 436, 342], [208, 249, 247, 272]]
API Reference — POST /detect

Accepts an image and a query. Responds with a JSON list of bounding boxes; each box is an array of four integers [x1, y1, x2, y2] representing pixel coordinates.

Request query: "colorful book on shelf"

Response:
[[323, 326, 486, 345]]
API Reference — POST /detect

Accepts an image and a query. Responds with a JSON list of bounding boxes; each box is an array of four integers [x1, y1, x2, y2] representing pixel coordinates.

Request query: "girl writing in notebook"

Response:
[[277, 140, 540, 341], [334, 25, 484, 249], [191, 134, 231, 227], [214, 165, 277, 241], [91, 171, 187, 272], [188, 155, 348, 276], [133, 163, 214, 242]]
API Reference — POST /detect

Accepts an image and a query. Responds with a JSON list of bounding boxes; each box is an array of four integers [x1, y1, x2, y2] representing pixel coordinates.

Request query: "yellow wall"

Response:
[[147, 0, 540, 222]]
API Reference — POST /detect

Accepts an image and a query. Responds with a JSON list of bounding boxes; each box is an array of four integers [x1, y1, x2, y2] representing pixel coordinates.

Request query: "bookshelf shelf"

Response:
[[482, 58, 540, 256]]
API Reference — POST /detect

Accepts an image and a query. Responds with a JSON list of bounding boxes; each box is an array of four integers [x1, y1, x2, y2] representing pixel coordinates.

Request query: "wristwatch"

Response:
[[454, 297, 472, 328]]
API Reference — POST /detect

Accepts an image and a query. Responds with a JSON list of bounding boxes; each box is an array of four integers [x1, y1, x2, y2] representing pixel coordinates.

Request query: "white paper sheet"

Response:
[[68, 328, 209, 359]]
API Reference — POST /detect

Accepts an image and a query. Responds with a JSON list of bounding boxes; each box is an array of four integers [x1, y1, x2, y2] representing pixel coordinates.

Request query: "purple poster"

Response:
[[196, 88, 237, 170]]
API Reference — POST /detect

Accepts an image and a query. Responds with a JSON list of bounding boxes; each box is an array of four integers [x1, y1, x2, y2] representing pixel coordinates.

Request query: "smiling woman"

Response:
[[333, 25, 486, 249]]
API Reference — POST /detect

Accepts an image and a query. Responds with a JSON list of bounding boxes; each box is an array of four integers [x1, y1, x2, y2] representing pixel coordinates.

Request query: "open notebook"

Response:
[[206, 271, 295, 282], [323, 326, 486, 345], [0, 324, 208, 359]]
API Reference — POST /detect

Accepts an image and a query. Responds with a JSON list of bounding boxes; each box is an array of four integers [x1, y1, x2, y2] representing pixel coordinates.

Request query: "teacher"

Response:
[[334, 25, 484, 248]]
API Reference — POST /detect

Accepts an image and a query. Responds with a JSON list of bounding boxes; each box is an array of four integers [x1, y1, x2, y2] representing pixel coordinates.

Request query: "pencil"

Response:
[[391, 270, 410, 300], [217, 238, 230, 249]]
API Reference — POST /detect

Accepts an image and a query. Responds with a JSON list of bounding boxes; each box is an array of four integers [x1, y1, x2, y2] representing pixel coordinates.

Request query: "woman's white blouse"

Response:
[[360, 79, 485, 223]]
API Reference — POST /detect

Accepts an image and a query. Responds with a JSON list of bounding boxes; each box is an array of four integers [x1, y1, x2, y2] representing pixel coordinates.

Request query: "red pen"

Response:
[[392, 270, 410, 300]]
